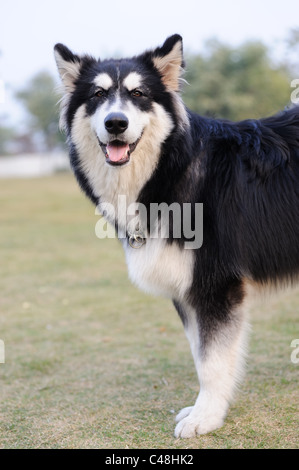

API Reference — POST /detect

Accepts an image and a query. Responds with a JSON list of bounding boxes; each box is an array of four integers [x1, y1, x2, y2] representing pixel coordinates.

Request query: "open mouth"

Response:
[[98, 139, 140, 166]]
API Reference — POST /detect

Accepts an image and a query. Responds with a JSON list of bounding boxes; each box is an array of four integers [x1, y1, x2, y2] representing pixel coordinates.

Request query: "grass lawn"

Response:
[[0, 173, 298, 449]]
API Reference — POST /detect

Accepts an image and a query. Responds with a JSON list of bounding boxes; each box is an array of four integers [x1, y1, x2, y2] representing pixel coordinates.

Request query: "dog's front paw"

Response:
[[174, 412, 224, 438], [175, 406, 193, 422]]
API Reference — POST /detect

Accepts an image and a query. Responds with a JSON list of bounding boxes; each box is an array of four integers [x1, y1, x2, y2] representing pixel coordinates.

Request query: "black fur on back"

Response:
[[138, 105, 299, 328]]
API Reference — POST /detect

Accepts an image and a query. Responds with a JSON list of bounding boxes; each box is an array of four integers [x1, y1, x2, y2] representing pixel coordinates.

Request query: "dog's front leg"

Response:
[[173, 294, 249, 438]]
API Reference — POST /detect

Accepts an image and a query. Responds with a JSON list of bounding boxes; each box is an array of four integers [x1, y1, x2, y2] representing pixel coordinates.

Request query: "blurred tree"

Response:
[[0, 122, 16, 154], [16, 71, 65, 151], [286, 27, 299, 49], [284, 27, 299, 75], [183, 40, 292, 121]]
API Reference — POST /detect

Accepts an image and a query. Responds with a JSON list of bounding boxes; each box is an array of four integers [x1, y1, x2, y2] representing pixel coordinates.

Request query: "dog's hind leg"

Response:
[[173, 284, 249, 438]]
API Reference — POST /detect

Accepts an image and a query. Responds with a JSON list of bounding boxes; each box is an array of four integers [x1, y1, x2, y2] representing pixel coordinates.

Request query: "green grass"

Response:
[[0, 173, 298, 448]]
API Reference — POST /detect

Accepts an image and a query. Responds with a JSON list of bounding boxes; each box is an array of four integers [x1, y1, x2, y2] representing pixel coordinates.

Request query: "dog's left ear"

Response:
[[152, 34, 184, 92]]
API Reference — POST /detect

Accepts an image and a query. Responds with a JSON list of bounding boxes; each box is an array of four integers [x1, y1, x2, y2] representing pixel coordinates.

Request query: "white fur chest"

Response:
[[124, 237, 194, 301]]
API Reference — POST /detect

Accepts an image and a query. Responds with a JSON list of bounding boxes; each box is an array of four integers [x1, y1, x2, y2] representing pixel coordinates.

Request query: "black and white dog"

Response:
[[54, 35, 299, 438]]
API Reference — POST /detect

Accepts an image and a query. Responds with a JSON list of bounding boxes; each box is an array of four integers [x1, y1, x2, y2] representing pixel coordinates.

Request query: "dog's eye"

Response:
[[131, 89, 143, 97], [95, 89, 105, 98]]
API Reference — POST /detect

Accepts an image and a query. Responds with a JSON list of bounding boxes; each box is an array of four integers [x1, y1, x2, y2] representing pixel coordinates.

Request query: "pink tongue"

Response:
[[107, 144, 130, 162]]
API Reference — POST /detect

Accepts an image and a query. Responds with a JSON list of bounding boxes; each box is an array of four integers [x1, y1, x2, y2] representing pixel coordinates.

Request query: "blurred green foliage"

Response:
[[183, 40, 292, 120], [16, 71, 65, 151], [0, 124, 17, 154]]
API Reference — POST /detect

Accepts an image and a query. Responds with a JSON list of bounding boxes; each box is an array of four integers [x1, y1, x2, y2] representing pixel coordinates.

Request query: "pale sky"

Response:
[[1, 0, 298, 125]]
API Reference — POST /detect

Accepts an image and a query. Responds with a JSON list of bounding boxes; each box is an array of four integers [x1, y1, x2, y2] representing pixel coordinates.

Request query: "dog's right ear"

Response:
[[54, 44, 81, 91]]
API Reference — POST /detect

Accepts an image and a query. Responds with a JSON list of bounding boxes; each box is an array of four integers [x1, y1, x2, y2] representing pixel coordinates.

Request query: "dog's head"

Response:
[[54, 35, 187, 168]]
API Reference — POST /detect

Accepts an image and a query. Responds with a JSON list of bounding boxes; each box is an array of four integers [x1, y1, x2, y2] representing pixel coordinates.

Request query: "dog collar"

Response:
[[128, 232, 146, 249]]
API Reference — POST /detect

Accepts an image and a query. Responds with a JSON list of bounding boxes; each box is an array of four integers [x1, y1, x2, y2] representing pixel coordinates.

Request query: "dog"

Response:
[[54, 34, 299, 438]]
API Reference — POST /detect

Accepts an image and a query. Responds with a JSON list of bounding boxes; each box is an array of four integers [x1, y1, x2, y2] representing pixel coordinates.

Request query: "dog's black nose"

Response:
[[104, 113, 129, 134]]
